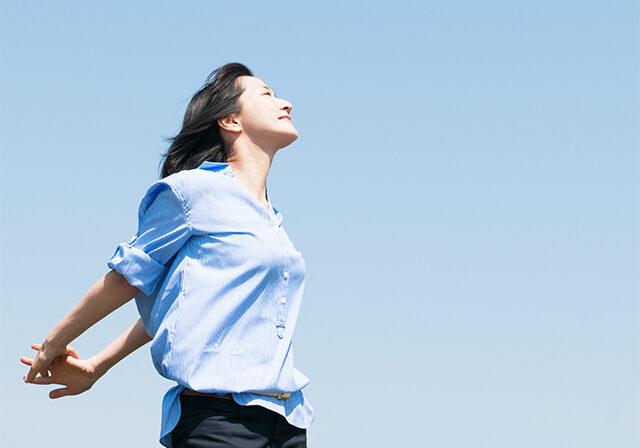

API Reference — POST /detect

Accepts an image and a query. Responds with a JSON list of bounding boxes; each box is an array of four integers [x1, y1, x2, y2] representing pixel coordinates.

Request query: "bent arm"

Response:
[[26, 269, 140, 382], [90, 317, 153, 379], [22, 318, 153, 398]]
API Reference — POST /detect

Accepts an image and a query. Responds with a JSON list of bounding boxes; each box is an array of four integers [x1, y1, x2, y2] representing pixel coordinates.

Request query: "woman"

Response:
[[21, 62, 313, 448]]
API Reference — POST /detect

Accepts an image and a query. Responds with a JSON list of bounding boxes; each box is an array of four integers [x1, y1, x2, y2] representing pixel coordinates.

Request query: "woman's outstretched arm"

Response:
[[24, 269, 141, 383], [22, 317, 153, 398]]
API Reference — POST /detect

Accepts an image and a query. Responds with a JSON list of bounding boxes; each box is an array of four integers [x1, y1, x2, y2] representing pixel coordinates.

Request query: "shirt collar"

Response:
[[197, 161, 283, 225], [198, 161, 232, 173]]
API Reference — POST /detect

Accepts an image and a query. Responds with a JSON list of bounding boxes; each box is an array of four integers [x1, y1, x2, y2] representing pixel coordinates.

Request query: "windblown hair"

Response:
[[160, 62, 253, 178]]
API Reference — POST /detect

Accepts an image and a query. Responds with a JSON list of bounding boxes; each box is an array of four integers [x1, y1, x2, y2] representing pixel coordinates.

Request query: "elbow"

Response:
[[106, 269, 140, 301]]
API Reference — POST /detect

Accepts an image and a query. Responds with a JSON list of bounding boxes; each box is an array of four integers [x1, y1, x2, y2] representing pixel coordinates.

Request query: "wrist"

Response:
[[46, 317, 77, 351], [88, 354, 111, 381], [42, 335, 66, 358]]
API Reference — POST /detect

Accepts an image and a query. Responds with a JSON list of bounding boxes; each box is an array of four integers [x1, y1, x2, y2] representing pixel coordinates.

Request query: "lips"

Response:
[[278, 116, 291, 121]]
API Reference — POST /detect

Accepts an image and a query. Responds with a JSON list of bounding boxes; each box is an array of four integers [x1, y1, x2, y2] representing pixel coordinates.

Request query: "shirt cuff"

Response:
[[107, 242, 168, 295]]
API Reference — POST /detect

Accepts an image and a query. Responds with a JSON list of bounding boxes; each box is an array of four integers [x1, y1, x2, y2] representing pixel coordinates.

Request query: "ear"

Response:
[[218, 115, 242, 133]]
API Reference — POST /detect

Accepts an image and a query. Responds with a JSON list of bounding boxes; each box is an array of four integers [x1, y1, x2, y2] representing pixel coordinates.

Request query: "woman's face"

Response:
[[233, 76, 298, 151]]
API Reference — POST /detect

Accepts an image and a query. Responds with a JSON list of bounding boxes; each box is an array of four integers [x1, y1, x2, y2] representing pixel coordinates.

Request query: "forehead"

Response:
[[239, 76, 270, 91]]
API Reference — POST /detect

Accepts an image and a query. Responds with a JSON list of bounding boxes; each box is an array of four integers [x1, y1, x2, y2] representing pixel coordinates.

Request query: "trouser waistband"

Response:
[[181, 389, 292, 400]]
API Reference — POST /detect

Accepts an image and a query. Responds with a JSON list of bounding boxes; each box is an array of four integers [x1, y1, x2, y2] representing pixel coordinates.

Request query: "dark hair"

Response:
[[159, 62, 253, 178]]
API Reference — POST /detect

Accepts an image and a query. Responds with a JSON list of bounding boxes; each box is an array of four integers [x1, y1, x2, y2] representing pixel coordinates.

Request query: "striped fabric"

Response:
[[107, 161, 313, 447]]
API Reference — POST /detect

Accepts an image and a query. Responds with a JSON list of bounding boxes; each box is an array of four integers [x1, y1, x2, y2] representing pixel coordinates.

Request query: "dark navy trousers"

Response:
[[171, 394, 307, 448]]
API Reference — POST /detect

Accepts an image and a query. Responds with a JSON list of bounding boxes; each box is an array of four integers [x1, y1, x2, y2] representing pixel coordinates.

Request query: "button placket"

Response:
[[275, 229, 289, 338], [277, 293, 287, 321], [279, 273, 291, 335], [278, 243, 290, 305], [276, 283, 286, 339]]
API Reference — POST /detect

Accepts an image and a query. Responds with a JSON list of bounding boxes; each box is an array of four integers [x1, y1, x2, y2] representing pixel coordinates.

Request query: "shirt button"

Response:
[[281, 297, 287, 304], [283, 271, 289, 279], [284, 247, 290, 253]]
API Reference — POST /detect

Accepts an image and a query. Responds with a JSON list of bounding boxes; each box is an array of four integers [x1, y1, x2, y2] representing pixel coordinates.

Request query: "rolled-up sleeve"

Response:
[[107, 181, 192, 295]]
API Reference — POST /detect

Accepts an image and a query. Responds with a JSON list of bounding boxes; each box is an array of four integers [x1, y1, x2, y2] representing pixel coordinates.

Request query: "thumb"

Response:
[[64, 356, 85, 370], [50, 387, 72, 399], [64, 346, 80, 359]]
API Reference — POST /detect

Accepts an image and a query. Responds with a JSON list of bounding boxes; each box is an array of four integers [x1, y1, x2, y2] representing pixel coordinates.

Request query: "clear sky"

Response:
[[1, 1, 638, 447]]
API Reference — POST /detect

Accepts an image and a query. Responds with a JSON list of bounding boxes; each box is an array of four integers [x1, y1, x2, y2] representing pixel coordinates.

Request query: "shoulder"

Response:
[[136, 177, 187, 219], [148, 167, 233, 210], [167, 166, 230, 194]]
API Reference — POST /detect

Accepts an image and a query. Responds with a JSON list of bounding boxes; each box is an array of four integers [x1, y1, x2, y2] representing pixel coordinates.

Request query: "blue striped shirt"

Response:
[[106, 161, 313, 447]]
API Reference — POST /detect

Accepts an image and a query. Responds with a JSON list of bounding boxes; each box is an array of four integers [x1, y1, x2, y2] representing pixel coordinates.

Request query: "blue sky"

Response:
[[1, 1, 638, 447]]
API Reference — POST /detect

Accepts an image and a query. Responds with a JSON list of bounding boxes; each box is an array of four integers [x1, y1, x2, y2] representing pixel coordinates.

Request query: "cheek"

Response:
[[243, 106, 274, 132]]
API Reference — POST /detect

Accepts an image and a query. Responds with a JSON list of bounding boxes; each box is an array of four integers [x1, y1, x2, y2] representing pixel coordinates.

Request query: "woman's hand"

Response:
[[22, 318, 152, 399], [21, 343, 99, 399], [23, 270, 139, 384], [23, 339, 74, 383]]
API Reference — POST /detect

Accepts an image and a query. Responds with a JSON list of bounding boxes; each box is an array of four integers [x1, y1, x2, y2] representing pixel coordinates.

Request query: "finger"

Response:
[[28, 376, 58, 385], [31, 343, 42, 351], [26, 365, 42, 383], [50, 387, 72, 399], [26, 353, 53, 382], [25, 368, 36, 383], [26, 362, 50, 383], [64, 346, 80, 359], [20, 356, 34, 366], [65, 356, 84, 369]]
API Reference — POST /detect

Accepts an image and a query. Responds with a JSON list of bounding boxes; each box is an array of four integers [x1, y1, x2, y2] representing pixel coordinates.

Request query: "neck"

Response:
[[225, 139, 274, 205]]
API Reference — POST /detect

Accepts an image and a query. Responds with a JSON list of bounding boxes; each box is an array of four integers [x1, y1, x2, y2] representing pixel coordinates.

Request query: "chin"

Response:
[[277, 131, 299, 149]]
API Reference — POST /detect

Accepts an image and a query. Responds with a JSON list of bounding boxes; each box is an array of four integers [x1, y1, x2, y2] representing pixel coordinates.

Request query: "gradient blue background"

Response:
[[1, 1, 638, 447]]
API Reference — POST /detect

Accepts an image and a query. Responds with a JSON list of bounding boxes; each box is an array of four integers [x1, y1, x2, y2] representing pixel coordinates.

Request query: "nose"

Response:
[[280, 99, 292, 115]]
